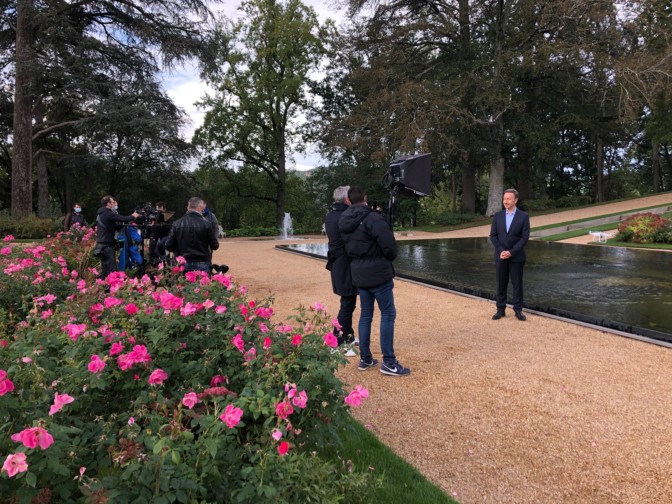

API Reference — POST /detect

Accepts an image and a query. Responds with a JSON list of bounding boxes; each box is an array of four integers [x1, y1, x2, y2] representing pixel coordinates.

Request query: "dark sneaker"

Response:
[[380, 360, 411, 377], [358, 358, 378, 371]]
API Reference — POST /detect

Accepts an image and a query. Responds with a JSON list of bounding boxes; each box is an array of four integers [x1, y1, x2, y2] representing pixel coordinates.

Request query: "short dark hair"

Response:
[[503, 188, 519, 199], [101, 195, 115, 206], [347, 186, 366, 205], [156, 201, 166, 209]]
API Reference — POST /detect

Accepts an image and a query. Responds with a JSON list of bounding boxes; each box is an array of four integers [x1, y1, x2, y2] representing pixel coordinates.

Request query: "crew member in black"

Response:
[[95, 196, 140, 278], [165, 197, 220, 273]]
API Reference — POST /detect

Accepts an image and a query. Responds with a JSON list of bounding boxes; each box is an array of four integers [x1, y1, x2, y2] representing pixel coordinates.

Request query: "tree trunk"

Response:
[[596, 135, 604, 202], [461, 149, 476, 214], [11, 0, 34, 218], [275, 132, 286, 230], [36, 153, 48, 217], [651, 139, 661, 193], [35, 106, 49, 217], [485, 117, 505, 216]]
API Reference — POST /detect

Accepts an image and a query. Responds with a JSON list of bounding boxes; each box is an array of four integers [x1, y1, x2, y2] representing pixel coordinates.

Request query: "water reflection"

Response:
[[283, 238, 672, 341]]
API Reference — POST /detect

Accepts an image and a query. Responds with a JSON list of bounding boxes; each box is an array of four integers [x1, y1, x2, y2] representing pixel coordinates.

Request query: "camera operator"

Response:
[[165, 197, 220, 273], [148, 201, 172, 263], [95, 196, 140, 278]]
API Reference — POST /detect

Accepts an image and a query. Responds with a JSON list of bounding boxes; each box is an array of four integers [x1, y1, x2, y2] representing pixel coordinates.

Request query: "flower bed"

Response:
[[616, 212, 672, 244], [0, 230, 371, 502]]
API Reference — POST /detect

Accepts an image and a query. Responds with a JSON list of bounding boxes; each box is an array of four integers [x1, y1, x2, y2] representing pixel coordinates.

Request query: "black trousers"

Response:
[[100, 245, 117, 279], [495, 260, 525, 312], [336, 294, 357, 344]]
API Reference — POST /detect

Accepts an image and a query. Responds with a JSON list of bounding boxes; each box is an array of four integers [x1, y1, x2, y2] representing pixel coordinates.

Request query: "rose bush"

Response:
[[616, 212, 672, 244], [0, 231, 373, 503]]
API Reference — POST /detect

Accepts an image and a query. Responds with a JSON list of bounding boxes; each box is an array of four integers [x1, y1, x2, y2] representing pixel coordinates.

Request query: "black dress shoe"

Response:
[[492, 311, 505, 320], [514, 311, 526, 321]]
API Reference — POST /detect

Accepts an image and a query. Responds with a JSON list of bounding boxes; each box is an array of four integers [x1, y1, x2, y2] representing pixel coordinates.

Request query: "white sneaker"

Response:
[[343, 348, 357, 357]]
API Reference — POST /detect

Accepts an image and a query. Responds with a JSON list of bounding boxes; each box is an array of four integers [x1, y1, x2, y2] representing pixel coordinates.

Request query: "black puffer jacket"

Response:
[[338, 204, 397, 288], [325, 202, 357, 296], [165, 211, 219, 262], [96, 207, 135, 245]]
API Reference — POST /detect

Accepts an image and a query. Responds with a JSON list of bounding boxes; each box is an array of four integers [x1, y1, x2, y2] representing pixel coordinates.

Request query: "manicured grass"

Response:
[[603, 240, 672, 251], [530, 203, 672, 232], [320, 417, 456, 504], [537, 222, 618, 241]]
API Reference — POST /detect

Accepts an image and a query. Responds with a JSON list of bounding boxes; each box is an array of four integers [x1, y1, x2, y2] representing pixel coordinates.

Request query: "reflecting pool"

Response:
[[282, 239, 672, 342]]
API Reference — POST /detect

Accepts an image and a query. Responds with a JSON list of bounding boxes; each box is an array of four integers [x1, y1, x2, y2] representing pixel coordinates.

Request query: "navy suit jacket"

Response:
[[489, 208, 530, 263]]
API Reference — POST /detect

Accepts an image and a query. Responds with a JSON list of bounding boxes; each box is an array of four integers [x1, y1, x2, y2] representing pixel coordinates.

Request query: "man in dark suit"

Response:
[[490, 188, 530, 321], [325, 186, 358, 356]]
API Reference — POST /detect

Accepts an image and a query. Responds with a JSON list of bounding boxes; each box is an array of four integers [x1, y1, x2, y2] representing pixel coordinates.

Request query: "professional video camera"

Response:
[[134, 202, 162, 226]]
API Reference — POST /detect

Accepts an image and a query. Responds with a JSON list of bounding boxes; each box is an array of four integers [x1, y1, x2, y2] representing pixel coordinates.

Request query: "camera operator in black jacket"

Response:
[[95, 196, 140, 278], [165, 197, 220, 273]]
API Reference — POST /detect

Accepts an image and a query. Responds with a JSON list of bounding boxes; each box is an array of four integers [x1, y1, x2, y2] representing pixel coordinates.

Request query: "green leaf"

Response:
[[25, 471, 37, 488]]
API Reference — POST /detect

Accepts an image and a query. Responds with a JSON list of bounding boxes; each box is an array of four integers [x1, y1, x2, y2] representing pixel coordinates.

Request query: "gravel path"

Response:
[[212, 193, 672, 504]]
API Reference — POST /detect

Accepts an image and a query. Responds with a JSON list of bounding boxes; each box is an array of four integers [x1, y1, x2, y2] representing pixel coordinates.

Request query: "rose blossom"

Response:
[[182, 392, 200, 409], [277, 441, 290, 456], [148, 368, 168, 385], [323, 332, 338, 348], [2, 453, 28, 478], [344, 385, 369, 408], [275, 400, 294, 420], [11, 427, 54, 450], [220, 403, 244, 429], [49, 392, 75, 415], [0, 370, 15, 396], [87, 355, 106, 373]]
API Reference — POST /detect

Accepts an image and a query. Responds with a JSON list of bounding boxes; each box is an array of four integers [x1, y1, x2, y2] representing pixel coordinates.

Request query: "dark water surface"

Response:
[[283, 239, 672, 342]]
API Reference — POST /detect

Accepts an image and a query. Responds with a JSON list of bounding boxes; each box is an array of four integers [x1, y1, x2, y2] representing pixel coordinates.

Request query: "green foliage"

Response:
[[0, 213, 60, 239], [616, 212, 672, 244], [433, 212, 475, 227], [0, 232, 376, 502], [555, 195, 593, 209], [225, 227, 280, 238]]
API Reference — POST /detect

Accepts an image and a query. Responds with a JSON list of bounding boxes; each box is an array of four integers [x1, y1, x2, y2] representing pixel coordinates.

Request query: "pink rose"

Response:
[[182, 392, 200, 409], [2, 453, 28, 478], [231, 334, 245, 353], [11, 427, 54, 450], [291, 390, 308, 409], [87, 355, 106, 374], [323, 332, 338, 348], [210, 375, 227, 387], [263, 337, 272, 349], [291, 334, 302, 346], [0, 370, 15, 396], [271, 429, 283, 441], [220, 403, 244, 429], [148, 368, 168, 385], [49, 392, 75, 416], [344, 385, 369, 408], [275, 400, 294, 420], [125, 303, 139, 315]]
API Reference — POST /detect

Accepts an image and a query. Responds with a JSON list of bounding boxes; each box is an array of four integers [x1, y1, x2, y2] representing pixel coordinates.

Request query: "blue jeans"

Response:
[[358, 280, 396, 364], [185, 261, 211, 273]]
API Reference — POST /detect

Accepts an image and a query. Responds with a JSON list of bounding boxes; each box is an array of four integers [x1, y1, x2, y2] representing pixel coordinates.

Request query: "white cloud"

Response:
[[160, 0, 345, 170]]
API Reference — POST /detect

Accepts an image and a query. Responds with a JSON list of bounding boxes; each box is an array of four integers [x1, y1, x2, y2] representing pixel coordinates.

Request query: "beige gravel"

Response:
[[212, 193, 672, 504]]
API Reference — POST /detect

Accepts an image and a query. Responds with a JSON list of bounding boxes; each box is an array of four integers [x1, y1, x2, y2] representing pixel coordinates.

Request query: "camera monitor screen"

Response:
[[389, 153, 432, 197]]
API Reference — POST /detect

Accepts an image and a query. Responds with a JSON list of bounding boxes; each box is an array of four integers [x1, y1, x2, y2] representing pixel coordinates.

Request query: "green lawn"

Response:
[[320, 417, 456, 503]]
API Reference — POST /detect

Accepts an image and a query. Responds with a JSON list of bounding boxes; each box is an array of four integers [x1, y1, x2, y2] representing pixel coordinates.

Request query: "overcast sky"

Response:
[[161, 1, 347, 171]]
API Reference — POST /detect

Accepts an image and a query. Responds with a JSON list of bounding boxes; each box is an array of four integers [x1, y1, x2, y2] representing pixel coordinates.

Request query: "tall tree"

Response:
[[4, 0, 211, 217], [195, 0, 332, 229]]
